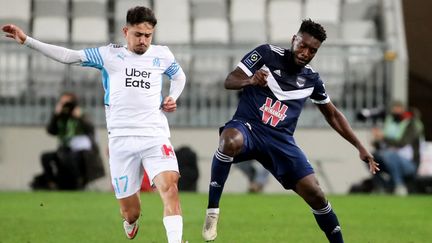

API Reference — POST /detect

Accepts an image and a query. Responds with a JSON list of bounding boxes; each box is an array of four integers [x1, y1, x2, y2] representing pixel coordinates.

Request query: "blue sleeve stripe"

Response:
[[164, 62, 180, 77], [88, 48, 98, 64], [84, 48, 103, 66], [84, 48, 97, 65], [90, 48, 103, 66], [84, 49, 92, 63], [95, 48, 104, 66]]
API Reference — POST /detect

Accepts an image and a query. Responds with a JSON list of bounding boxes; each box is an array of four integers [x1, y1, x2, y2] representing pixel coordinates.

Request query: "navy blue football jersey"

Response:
[[233, 44, 330, 135]]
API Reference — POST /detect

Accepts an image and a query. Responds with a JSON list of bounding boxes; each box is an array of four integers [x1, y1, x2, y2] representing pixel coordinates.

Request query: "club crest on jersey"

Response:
[[244, 50, 262, 68], [296, 76, 306, 87], [153, 57, 160, 67], [259, 97, 288, 127], [161, 144, 176, 159]]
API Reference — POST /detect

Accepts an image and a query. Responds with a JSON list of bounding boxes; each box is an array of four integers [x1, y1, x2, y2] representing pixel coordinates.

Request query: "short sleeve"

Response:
[[310, 77, 330, 104], [237, 44, 269, 77]]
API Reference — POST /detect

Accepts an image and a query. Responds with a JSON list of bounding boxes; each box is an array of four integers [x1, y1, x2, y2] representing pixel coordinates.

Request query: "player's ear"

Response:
[[122, 26, 128, 37], [291, 34, 297, 44]]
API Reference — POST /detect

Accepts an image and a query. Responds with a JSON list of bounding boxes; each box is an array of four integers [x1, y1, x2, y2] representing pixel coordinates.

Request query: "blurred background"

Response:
[[0, 0, 431, 194]]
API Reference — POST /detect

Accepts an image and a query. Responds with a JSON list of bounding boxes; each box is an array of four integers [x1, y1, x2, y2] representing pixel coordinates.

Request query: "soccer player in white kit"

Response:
[[2, 6, 186, 243]]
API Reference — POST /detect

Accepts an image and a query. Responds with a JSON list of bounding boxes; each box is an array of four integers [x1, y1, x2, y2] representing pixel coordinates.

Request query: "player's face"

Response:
[[123, 22, 154, 55], [291, 33, 322, 66]]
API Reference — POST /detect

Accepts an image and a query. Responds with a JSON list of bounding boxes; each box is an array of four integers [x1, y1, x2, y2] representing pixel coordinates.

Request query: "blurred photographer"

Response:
[[371, 101, 424, 195], [31, 92, 104, 190]]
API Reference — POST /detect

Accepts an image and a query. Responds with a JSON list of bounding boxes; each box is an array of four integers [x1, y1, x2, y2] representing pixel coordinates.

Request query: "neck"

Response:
[[286, 51, 303, 73]]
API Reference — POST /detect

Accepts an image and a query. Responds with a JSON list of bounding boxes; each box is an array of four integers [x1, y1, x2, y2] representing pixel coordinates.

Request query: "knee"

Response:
[[308, 190, 327, 210], [219, 133, 243, 156], [160, 183, 179, 200], [159, 183, 181, 214], [300, 186, 327, 209]]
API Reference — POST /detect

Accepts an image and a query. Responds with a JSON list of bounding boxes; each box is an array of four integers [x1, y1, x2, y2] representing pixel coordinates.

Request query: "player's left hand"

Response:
[[359, 148, 380, 174], [162, 96, 177, 112], [2, 24, 27, 44]]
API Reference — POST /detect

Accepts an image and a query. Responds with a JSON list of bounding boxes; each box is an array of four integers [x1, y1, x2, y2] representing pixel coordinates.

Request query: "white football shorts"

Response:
[[108, 136, 179, 199]]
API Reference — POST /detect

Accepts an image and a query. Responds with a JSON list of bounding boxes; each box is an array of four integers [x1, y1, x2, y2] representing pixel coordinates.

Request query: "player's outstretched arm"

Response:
[[2, 24, 81, 64], [2, 24, 27, 44], [317, 102, 380, 174]]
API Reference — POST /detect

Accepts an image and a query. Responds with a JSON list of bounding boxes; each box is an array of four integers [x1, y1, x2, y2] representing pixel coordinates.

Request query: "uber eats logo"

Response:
[[125, 68, 151, 89]]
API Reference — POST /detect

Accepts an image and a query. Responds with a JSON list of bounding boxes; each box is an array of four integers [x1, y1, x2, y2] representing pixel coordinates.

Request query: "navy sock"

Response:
[[207, 149, 233, 209], [312, 202, 344, 243]]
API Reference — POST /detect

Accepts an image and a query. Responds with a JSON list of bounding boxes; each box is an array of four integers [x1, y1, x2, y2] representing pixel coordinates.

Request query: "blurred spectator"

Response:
[[176, 146, 199, 192], [235, 160, 270, 193], [31, 92, 104, 190], [371, 101, 424, 195]]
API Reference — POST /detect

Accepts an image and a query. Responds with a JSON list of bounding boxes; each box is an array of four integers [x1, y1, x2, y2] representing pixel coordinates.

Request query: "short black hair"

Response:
[[298, 19, 327, 42], [126, 6, 157, 27]]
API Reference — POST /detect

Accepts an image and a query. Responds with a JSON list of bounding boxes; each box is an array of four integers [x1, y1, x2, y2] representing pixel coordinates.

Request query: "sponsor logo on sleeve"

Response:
[[243, 50, 262, 68]]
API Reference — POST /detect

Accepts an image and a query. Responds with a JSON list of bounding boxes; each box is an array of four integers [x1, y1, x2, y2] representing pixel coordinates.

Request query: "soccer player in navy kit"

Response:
[[202, 19, 380, 242]]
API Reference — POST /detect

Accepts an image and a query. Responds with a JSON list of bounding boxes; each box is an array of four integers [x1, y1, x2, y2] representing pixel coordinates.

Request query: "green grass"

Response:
[[0, 192, 431, 243]]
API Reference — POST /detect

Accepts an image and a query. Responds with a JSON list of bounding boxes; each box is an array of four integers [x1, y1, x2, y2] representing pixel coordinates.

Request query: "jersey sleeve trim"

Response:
[[83, 47, 104, 68], [164, 62, 180, 79], [237, 62, 253, 77], [311, 96, 331, 104]]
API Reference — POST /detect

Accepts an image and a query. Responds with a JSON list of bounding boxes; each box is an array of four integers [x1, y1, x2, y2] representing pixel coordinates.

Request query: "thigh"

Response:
[[141, 137, 179, 184], [109, 137, 144, 199], [268, 137, 314, 190], [223, 120, 257, 162]]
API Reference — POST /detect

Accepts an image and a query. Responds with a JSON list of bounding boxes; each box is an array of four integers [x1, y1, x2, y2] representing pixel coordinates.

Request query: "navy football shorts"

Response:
[[222, 119, 314, 190]]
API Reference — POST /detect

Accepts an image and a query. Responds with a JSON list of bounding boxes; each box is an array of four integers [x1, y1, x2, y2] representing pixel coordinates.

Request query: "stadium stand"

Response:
[[0, 0, 397, 127], [231, 0, 267, 44], [154, 0, 190, 44], [0, 0, 31, 34], [31, 0, 69, 97], [1, 0, 420, 196], [268, 0, 303, 44], [33, 0, 69, 42], [71, 0, 109, 43], [304, 0, 341, 39], [191, 0, 229, 44], [341, 0, 380, 21], [0, 0, 31, 97]]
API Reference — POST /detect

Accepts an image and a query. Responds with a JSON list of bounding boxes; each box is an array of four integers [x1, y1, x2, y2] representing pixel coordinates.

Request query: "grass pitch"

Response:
[[0, 192, 431, 243]]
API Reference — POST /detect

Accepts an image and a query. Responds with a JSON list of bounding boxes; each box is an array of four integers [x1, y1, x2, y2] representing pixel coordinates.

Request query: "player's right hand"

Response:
[[359, 148, 380, 174], [250, 69, 269, 87], [2, 24, 27, 44]]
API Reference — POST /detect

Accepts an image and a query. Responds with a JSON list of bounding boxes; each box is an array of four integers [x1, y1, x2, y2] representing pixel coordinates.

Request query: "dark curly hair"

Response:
[[126, 6, 157, 27], [298, 19, 327, 42]]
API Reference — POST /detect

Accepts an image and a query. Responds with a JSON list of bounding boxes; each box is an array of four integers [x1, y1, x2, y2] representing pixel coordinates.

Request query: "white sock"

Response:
[[206, 208, 220, 215], [163, 215, 183, 243]]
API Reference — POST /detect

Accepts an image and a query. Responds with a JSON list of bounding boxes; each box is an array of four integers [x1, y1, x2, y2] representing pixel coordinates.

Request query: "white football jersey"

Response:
[[78, 44, 184, 138]]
